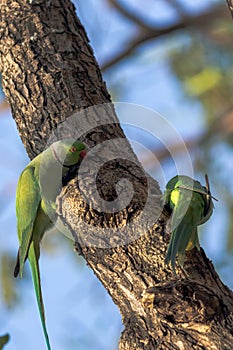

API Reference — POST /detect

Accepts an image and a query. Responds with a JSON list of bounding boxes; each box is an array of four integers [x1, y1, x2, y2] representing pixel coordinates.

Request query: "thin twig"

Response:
[[165, 0, 187, 19], [108, 0, 154, 30]]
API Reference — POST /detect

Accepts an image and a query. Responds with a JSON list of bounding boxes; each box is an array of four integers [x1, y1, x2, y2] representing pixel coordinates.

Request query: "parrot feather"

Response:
[[14, 166, 41, 278], [164, 175, 214, 273], [28, 242, 51, 350], [14, 139, 86, 350]]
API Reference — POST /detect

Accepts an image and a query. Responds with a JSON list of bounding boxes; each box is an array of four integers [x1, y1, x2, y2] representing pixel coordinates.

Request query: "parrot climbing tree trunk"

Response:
[[0, 1, 233, 350]]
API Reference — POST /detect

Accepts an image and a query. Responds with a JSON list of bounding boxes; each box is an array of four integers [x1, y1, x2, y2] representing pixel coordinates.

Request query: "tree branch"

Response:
[[102, 3, 228, 72], [0, 0, 114, 157], [108, 0, 154, 30]]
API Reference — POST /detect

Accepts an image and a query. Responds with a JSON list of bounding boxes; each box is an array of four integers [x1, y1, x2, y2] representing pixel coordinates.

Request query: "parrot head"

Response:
[[51, 139, 86, 168]]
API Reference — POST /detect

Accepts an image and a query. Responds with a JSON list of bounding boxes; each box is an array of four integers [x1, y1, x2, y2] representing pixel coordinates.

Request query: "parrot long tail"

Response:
[[13, 251, 20, 277], [28, 243, 51, 350]]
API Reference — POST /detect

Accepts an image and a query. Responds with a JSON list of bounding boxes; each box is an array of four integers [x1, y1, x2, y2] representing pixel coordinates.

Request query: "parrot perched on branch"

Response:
[[14, 139, 86, 350], [163, 175, 216, 273]]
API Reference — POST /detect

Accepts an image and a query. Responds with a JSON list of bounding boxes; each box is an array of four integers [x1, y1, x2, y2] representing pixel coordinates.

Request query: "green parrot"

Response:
[[163, 175, 216, 272], [14, 139, 86, 350]]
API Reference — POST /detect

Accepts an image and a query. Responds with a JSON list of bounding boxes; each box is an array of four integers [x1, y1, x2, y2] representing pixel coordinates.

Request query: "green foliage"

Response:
[[0, 254, 18, 308], [0, 334, 9, 349], [170, 29, 233, 120]]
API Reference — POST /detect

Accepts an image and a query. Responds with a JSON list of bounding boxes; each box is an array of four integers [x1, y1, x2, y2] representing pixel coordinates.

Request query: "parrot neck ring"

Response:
[[51, 144, 77, 169]]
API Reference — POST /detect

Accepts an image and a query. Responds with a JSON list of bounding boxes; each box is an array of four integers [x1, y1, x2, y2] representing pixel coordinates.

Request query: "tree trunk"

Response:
[[0, 1, 233, 349]]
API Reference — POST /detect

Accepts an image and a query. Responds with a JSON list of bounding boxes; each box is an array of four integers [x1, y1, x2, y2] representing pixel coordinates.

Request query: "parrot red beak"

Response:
[[80, 150, 87, 159]]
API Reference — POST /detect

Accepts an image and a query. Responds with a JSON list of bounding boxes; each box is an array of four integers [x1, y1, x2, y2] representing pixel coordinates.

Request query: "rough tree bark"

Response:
[[0, 1, 233, 349]]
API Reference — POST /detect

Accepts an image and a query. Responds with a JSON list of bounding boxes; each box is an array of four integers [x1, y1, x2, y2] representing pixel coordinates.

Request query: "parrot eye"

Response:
[[70, 147, 77, 153]]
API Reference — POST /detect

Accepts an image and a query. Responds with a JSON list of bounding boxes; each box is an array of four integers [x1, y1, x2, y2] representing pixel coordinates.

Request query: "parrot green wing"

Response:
[[164, 175, 215, 273], [14, 165, 41, 278], [165, 187, 202, 272], [176, 218, 199, 267], [28, 242, 51, 350], [15, 163, 52, 350], [165, 190, 190, 270]]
